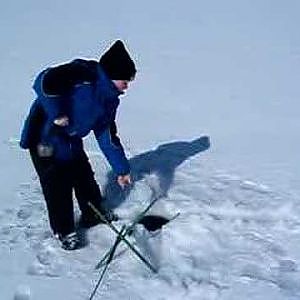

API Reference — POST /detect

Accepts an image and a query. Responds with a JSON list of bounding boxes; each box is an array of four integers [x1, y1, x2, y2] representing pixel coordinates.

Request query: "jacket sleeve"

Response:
[[94, 122, 130, 176]]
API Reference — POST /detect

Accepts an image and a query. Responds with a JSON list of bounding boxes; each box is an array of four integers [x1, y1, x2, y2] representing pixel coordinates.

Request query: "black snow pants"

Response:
[[30, 147, 103, 236]]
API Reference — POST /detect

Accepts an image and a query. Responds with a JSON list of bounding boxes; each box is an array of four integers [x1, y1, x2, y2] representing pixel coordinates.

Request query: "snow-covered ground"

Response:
[[1, 1, 300, 299]]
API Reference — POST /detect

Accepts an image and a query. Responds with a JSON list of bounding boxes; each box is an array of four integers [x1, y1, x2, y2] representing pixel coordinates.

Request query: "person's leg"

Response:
[[71, 150, 103, 219], [29, 148, 75, 236]]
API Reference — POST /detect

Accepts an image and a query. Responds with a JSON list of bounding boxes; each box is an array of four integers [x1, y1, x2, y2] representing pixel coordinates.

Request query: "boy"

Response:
[[20, 40, 136, 250]]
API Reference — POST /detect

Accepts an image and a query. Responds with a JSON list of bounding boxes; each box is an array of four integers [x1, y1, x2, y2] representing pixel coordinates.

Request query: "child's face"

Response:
[[112, 80, 132, 92]]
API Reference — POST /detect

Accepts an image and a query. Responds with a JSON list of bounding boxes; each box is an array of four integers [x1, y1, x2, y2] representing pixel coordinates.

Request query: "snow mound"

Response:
[[14, 285, 31, 300]]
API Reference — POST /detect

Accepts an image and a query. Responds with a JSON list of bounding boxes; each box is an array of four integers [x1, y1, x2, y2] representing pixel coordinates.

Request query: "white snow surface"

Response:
[[1, 1, 300, 299]]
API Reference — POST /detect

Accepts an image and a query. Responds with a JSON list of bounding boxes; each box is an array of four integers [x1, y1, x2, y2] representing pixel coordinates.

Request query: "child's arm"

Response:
[[94, 122, 130, 176]]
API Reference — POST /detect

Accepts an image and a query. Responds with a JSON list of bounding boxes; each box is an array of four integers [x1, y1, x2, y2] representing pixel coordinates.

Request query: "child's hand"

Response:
[[54, 116, 69, 127], [117, 174, 132, 189]]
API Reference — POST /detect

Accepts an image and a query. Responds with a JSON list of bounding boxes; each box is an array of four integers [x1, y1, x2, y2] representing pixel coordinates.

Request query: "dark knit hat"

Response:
[[99, 40, 136, 80]]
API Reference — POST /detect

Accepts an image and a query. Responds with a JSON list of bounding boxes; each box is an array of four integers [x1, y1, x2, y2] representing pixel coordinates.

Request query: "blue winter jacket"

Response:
[[20, 59, 130, 176]]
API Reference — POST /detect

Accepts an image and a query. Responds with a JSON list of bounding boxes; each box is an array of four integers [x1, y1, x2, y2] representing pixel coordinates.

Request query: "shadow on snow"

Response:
[[103, 136, 210, 209]]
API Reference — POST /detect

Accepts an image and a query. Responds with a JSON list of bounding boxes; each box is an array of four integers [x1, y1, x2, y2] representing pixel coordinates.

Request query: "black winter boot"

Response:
[[57, 232, 80, 250]]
